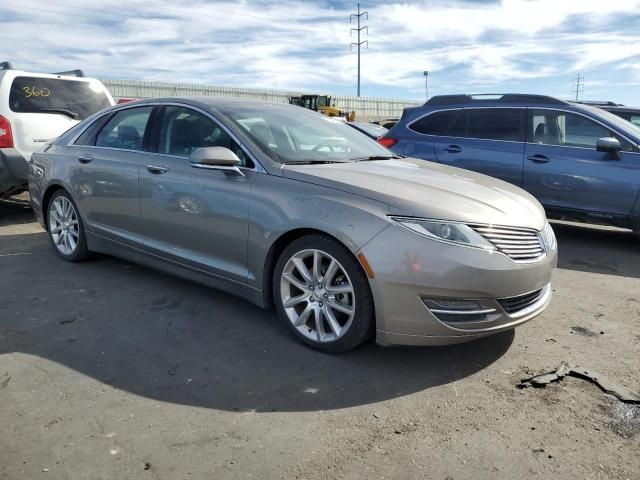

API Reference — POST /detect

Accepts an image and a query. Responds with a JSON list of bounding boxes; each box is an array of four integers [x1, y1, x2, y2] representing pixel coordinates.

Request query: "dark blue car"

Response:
[[381, 94, 640, 234]]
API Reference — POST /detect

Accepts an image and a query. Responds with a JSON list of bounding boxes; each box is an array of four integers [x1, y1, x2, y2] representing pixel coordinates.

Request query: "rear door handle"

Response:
[[444, 145, 462, 154], [147, 165, 169, 174], [78, 155, 93, 164], [527, 154, 550, 163]]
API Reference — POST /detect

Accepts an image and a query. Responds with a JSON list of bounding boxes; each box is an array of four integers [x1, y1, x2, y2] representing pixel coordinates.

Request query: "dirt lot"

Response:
[[1, 194, 639, 480]]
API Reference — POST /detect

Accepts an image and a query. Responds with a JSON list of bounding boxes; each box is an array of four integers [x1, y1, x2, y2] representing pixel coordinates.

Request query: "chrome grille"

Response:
[[470, 224, 545, 262], [498, 288, 545, 314]]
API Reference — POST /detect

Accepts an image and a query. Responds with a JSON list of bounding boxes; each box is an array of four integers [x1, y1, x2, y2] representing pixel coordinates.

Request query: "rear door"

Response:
[[7, 75, 113, 162], [70, 105, 154, 248], [523, 109, 640, 217], [433, 107, 526, 186]]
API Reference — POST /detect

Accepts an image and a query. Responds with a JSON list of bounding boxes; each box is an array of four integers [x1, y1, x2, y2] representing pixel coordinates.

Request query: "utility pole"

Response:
[[423, 71, 429, 101], [572, 73, 584, 101], [350, 3, 368, 97]]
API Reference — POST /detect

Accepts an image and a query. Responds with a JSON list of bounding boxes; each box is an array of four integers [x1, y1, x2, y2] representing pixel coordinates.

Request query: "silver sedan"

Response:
[[28, 97, 557, 352]]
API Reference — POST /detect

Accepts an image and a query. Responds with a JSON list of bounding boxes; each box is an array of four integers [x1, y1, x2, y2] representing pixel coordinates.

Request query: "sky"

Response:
[[1, 0, 640, 104]]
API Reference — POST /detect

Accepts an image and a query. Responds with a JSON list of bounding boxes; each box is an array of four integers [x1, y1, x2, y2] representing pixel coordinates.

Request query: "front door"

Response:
[[523, 109, 640, 217], [71, 105, 154, 248], [433, 107, 526, 186], [140, 105, 255, 284]]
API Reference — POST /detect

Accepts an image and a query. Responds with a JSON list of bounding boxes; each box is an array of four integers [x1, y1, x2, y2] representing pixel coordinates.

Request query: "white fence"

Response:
[[100, 79, 421, 121]]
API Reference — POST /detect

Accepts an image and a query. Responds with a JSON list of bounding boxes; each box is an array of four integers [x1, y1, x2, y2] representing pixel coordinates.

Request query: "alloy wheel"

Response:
[[49, 196, 80, 256], [280, 249, 356, 343]]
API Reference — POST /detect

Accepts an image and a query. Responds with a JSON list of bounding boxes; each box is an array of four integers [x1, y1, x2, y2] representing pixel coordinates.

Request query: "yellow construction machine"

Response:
[[289, 94, 356, 122]]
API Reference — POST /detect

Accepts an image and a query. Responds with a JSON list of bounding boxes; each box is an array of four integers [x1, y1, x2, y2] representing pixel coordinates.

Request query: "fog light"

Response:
[[421, 297, 497, 325], [421, 298, 484, 312]]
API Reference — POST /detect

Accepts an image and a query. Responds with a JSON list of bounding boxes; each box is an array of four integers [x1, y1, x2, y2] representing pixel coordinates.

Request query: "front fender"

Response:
[[247, 173, 391, 292]]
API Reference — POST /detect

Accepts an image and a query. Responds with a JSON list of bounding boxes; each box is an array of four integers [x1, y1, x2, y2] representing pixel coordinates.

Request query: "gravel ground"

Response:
[[1, 194, 639, 480]]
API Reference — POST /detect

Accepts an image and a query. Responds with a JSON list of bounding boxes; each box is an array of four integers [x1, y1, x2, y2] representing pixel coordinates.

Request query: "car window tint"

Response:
[[528, 109, 633, 150], [158, 106, 251, 167], [444, 110, 467, 137], [409, 110, 459, 136], [95, 107, 153, 151], [466, 109, 524, 141], [630, 115, 640, 127], [9, 76, 111, 120]]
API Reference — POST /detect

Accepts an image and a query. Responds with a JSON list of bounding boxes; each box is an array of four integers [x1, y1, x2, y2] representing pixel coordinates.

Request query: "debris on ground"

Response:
[[570, 326, 598, 337], [518, 362, 640, 403]]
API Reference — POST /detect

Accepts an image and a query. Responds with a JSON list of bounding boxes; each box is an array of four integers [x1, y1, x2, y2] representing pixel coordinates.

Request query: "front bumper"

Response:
[[359, 224, 557, 346]]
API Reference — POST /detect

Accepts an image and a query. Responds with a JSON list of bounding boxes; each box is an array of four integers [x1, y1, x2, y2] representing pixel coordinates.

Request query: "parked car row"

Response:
[[2, 63, 637, 352]]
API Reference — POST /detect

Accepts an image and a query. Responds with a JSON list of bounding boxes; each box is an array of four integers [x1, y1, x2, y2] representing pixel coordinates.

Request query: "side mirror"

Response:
[[189, 147, 244, 176], [596, 137, 622, 154]]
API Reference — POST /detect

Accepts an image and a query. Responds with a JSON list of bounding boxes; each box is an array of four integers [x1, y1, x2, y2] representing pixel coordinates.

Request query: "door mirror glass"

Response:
[[190, 147, 241, 167], [596, 137, 622, 153]]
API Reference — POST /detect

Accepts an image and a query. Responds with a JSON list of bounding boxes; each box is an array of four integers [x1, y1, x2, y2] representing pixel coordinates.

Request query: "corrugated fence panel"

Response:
[[100, 79, 421, 121]]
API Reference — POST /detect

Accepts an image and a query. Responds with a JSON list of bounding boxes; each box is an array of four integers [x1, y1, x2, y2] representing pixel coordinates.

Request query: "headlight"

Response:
[[390, 217, 496, 250], [542, 221, 557, 252]]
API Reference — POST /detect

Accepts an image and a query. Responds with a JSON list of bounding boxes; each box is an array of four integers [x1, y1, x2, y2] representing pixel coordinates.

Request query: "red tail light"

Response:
[[0, 115, 13, 148], [377, 137, 397, 148]]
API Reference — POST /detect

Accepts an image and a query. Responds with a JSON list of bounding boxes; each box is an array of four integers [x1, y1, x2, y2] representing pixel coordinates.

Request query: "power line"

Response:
[[572, 73, 584, 101], [350, 2, 368, 97]]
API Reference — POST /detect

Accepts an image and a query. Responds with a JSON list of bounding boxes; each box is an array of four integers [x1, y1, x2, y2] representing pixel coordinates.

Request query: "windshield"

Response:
[[9, 76, 112, 120], [217, 103, 394, 163], [580, 104, 640, 139]]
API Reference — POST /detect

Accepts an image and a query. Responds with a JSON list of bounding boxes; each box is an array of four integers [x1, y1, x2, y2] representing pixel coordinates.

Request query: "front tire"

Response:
[[47, 190, 90, 261], [273, 234, 374, 353]]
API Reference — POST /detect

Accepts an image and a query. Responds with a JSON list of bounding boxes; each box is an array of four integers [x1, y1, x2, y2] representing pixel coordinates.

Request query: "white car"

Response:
[[0, 62, 114, 197]]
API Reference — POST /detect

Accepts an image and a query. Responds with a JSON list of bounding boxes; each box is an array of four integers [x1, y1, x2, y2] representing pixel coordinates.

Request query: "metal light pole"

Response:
[[423, 71, 429, 101]]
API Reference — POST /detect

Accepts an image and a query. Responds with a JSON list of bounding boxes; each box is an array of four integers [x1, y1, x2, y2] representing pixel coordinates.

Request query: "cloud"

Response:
[[1, 0, 640, 102]]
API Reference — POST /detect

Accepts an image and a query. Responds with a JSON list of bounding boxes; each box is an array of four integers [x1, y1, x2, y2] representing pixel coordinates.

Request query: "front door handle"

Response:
[[78, 155, 93, 164], [147, 165, 169, 174], [527, 154, 550, 163], [444, 145, 462, 154]]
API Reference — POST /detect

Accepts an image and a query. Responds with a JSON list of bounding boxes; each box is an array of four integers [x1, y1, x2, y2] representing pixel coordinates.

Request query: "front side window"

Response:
[[442, 108, 525, 142], [157, 106, 251, 167], [95, 107, 153, 151], [9, 76, 111, 120], [528, 109, 632, 150], [409, 110, 460, 136]]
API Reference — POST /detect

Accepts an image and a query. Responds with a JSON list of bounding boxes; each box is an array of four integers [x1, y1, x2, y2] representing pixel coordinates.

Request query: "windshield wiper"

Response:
[[283, 159, 350, 165], [351, 154, 403, 161], [38, 108, 79, 119]]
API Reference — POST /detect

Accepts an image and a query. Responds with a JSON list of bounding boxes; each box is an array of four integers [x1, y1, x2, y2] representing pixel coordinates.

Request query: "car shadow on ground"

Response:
[[0, 231, 515, 412], [551, 221, 640, 279], [0, 194, 33, 226]]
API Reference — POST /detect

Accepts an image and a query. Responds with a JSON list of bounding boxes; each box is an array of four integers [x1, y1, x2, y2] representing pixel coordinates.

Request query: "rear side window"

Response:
[[95, 107, 153, 151], [409, 110, 460, 136], [9, 76, 111, 120], [442, 108, 525, 141]]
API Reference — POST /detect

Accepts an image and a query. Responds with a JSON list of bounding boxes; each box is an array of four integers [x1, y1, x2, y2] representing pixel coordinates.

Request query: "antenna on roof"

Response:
[[52, 69, 84, 77], [0, 61, 13, 70]]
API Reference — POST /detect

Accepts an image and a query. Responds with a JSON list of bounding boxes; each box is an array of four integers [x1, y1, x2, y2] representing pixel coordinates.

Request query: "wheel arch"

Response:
[[261, 227, 371, 309], [41, 182, 69, 230]]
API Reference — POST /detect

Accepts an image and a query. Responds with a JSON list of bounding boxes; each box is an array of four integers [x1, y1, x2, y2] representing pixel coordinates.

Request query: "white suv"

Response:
[[0, 62, 114, 196]]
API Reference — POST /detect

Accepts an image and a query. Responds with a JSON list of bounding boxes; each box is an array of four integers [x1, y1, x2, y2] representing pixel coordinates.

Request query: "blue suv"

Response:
[[381, 94, 640, 234]]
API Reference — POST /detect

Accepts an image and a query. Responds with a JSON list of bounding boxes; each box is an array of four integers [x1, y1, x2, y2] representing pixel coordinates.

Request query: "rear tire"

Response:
[[273, 234, 374, 353], [46, 190, 90, 262]]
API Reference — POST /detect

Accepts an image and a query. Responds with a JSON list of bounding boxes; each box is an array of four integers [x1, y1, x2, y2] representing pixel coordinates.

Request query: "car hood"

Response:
[[282, 158, 546, 230]]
